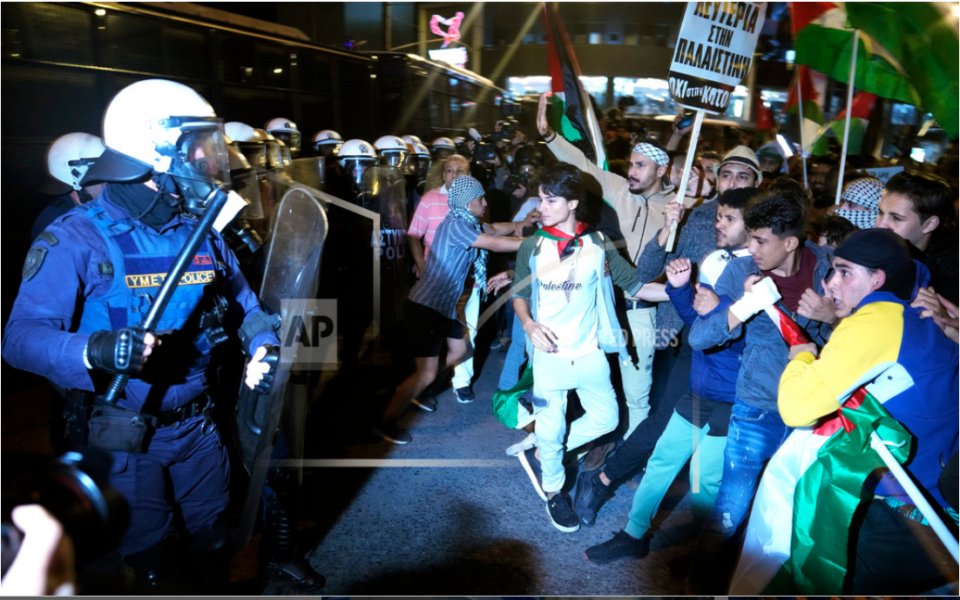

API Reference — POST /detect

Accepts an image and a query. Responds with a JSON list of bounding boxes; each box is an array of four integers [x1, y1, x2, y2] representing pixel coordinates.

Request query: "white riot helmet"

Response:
[[430, 136, 456, 160], [225, 121, 269, 173], [225, 137, 263, 220], [265, 117, 301, 154], [313, 129, 343, 156], [46, 132, 106, 191], [374, 135, 408, 169], [82, 79, 230, 210], [409, 142, 432, 179], [402, 134, 423, 147], [338, 139, 378, 188], [80, 79, 230, 214]]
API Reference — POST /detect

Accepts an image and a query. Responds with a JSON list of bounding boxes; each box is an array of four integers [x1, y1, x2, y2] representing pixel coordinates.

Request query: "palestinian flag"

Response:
[[785, 65, 828, 154], [542, 2, 607, 167], [730, 304, 916, 594], [791, 2, 959, 138], [762, 303, 811, 347], [491, 365, 535, 430], [731, 387, 913, 594]]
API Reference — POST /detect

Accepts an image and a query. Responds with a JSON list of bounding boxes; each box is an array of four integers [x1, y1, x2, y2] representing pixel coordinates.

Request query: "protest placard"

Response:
[[668, 2, 766, 114]]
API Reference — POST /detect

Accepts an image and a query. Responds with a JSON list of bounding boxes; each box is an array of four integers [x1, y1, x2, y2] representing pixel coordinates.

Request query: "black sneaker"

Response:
[[517, 447, 547, 501], [454, 386, 475, 404], [574, 470, 612, 526], [371, 421, 411, 445], [584, 530, 650, 564], [411, 395, 437, 413], [546, 493, 580, 533]]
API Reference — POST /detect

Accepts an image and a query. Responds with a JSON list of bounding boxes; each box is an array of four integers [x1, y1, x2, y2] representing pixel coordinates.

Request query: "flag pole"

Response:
[[835, 29, 859, 206], [796, 69, 809, 191], [869, 432, 960, 563], [664, 109, 704, 253]]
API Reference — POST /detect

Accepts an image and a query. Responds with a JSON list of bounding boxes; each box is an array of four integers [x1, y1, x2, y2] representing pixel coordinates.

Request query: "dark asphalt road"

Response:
[[289, 342, 706, 596]]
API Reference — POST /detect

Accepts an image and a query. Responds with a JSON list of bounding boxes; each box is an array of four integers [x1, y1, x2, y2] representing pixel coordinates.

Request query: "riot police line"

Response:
[[1, 75, 541, 593]]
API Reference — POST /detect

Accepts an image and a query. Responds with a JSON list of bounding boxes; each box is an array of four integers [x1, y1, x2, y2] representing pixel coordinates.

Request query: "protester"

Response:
[[582, 187, 760, 562], [537, 92, 677, 440], [575, 145, 764, 520], [877, 171, 958, 304], [731, 228, 958, 594], [511, 163, 661, 533], [373, 176, 522, 445], [683, 190, 833, 592]]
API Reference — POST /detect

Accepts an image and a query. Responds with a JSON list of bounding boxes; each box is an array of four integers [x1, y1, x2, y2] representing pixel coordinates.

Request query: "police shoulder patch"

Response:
[[37, 231, 59, 246], [23, 246, 48, 281]]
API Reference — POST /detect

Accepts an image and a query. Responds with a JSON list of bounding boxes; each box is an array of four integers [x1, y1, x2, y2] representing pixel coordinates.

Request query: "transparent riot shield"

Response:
[[284, 156, 326, 192], [361, 165, 411, 358], [235, 184, 327, 547]]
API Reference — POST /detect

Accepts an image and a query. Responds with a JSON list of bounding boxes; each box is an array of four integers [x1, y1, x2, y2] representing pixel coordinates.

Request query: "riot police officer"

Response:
[[2, 79, 280, 592], [312, 129, 343, 158], [31, 132, 106, 241], [265, 117, 301, 159]]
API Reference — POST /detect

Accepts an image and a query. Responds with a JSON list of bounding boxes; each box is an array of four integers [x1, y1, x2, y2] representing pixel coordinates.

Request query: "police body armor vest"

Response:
[[75, 199, 225, 387]]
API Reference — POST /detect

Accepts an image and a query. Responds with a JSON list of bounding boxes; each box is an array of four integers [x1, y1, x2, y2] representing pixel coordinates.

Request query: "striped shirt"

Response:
[[408, 215, 480, 319]]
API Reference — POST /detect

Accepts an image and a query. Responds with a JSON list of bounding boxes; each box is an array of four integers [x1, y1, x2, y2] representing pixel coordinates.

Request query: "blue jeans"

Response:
[[688, 402, 790, 592], [496, 313, 528, 391]]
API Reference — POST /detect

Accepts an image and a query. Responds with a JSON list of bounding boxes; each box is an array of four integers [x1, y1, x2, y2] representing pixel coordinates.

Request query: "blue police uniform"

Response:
[[3, 186, 279, 557]]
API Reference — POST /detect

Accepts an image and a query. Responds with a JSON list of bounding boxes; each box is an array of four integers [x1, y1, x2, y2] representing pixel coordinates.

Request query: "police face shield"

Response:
[[432, 148, 454, 161], [238, 142, 268, 175], [265, 139, 285, 172], [232, 167, 264, 220], [278, 142, 293, 168], [272, 130, 301, 155], [343, 158, 375, 190], [170, 124, 231, 216], [381, 150, 407, 170], [414, 156, 432, 180], [316, 142, 342, 158]]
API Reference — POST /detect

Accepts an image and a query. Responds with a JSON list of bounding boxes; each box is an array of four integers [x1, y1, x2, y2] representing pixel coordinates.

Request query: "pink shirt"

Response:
[[407, 186, 450, 259]]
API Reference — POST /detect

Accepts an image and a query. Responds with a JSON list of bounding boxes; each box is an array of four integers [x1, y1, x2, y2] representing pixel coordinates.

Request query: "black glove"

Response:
[[254, 345, 280, 394], [85, 327, 149, 374]]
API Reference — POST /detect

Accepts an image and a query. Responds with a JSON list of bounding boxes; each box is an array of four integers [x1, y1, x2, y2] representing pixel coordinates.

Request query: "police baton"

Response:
[[102, 186, 233, 405]]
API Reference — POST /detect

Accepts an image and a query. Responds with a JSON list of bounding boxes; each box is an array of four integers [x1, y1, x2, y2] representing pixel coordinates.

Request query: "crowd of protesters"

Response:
[[365, 91, 958, 594], [9, 80, 959, 596]]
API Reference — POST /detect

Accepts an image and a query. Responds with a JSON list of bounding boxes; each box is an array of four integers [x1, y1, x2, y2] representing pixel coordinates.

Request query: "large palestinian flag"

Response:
[[791, 2, 958, 138], [729, 306, 917, 594]]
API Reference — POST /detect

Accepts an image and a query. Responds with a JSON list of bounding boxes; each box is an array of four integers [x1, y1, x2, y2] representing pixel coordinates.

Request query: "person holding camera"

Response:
[[2, 80, 280, 592]]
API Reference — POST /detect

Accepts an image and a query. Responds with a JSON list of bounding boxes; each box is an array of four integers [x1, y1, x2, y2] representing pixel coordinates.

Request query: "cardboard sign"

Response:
[[668, 2, 766, 114]]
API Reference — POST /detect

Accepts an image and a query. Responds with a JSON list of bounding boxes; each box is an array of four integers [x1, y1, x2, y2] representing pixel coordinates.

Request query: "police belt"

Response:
[[625, 299, 656, 310], [148, 394, 213, 428]]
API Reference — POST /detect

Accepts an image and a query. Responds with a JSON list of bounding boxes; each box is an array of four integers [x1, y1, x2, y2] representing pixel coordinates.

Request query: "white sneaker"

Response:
[[505, 432, 536, 457]]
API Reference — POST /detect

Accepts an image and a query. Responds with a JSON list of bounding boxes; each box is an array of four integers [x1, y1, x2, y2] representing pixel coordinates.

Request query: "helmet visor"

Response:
[[175, 125, 231, 187], [382, 151, 407, 169], [273, 131, 301, 153], [232, 168, 264, 219]]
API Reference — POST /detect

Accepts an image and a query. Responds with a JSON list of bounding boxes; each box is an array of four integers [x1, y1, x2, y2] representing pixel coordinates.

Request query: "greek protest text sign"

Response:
[[668, 2, 766, 114]]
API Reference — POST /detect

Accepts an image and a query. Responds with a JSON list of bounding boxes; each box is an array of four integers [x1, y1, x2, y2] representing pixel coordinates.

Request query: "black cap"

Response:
[[834, 228, 915, 300], [79, 148, 152, 186]]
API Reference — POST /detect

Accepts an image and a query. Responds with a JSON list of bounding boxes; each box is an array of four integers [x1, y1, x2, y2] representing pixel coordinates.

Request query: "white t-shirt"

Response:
[[533, 236, 603, 358]]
